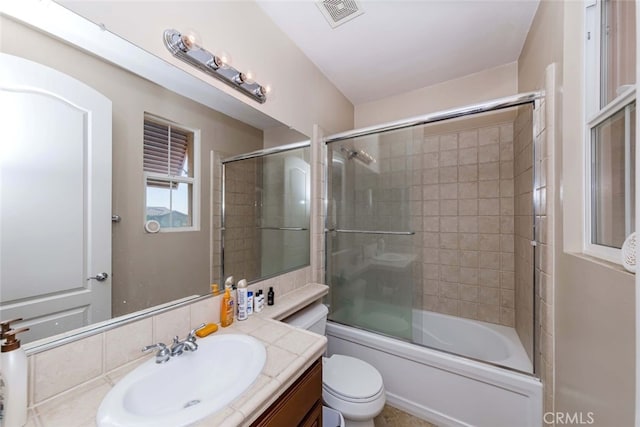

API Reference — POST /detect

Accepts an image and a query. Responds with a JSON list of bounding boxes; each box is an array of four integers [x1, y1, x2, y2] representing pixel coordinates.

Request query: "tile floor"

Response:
[[374, 405, 437, 427]]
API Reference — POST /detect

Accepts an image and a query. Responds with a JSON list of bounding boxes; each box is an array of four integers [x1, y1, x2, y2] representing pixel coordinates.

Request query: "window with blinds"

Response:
[[143, 114, 199, 230]]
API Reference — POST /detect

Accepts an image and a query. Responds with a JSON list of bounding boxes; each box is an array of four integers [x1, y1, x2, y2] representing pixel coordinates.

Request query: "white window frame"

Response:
[[143, 113, 201, 232], [584, 0, 637, 263]]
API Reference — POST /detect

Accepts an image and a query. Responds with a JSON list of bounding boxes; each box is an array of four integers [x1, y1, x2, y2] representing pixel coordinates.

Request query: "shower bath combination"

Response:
[[324, 92, 544, 427]]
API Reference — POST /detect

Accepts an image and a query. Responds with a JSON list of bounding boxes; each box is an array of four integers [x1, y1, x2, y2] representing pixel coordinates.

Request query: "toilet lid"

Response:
[[323, 355, 383, 400]]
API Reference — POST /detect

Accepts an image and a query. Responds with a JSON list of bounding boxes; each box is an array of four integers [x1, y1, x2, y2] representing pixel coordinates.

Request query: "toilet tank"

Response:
[[283, 301, 328, 335]]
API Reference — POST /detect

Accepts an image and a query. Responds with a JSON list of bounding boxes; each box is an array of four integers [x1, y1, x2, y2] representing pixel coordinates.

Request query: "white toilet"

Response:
[[284, 302, 386, 427]]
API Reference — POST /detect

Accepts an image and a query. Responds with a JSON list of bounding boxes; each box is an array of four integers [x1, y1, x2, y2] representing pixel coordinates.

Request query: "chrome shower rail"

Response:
[[326, 229, 415, 236], [221, 140, 310, 164], [258, 226, 309, 231], [324, 91, 544, 144]]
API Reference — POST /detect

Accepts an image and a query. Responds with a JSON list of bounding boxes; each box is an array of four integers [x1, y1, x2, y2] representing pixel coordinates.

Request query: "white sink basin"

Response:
[[97, 334, 266, 427]]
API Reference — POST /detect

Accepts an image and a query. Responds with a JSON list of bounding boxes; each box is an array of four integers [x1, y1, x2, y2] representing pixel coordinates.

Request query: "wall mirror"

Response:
[[0, 3, 309, 350], [222, 143, 311, 284]]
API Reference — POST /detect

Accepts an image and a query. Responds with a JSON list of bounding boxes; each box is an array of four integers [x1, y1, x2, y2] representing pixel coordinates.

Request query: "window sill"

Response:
[[567, 251, 634, 277]]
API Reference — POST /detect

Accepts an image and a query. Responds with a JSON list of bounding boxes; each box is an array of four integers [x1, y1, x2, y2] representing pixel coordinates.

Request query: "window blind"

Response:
[[143, 120, 190, 179]]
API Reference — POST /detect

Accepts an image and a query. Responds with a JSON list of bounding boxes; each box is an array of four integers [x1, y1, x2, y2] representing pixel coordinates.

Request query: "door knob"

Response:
[[87, 272, 109, 281]]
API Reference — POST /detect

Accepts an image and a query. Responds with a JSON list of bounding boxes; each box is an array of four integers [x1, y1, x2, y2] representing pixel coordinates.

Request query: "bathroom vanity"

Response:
[[24, 284, 329, 427]]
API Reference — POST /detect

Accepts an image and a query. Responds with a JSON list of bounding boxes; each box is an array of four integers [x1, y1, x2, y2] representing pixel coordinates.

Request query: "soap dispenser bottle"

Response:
[[1, 326, 29, 427]]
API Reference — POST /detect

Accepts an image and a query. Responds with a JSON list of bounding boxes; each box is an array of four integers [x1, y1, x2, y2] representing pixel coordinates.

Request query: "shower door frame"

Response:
[[323, 91, 544, 375]]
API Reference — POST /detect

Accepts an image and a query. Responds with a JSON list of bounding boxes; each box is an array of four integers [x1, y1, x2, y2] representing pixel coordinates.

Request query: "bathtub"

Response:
[[326, 315, 542, 427]]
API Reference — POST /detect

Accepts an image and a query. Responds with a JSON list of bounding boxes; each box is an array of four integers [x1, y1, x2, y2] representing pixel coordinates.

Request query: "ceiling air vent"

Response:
[[316, 0, 364, 29]]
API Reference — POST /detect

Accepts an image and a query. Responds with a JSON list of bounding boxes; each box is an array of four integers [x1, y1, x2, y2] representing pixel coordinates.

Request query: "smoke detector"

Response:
[[316, 0, 364, 29]]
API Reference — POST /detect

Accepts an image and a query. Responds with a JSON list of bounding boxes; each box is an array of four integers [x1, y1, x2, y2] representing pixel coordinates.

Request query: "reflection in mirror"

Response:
[[0, 10, 308, 348], [223, 145, 311, 283]]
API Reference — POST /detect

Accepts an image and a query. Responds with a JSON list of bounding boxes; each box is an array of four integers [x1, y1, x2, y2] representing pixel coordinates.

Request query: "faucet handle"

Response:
[[142, 342, 167, 352], [187, 323, 207, 342]]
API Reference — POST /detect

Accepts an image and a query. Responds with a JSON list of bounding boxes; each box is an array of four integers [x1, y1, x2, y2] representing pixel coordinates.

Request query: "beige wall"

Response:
[[519, 0, 636, 424], [354, 62, 518, 128], [1, 18, 264, 316], [62, 1, 354, 138]]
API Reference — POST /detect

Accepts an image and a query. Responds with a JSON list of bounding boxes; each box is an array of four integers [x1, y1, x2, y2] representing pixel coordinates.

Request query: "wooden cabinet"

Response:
[[251, 359, 323, 427]]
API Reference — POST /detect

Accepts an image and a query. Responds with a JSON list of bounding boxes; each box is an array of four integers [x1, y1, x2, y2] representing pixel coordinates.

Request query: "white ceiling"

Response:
[[256, 0, 540, 105]]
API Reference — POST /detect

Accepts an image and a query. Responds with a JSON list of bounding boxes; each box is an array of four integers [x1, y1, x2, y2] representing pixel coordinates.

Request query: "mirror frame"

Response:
[[0, 0, 289, 354]]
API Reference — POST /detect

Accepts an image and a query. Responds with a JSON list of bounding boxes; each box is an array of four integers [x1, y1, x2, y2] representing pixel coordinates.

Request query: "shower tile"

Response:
[[459, 284, 479, 302], [501, 253, 515, 271], [439, 281, 459, 298], [478, 198, 500, 216], [423, 263, 440, 280], [423, 232, 439, 248], [477, 304, 500, 323], [501, 290, 515, 308], [478, 143, 500, 163], [439, 166, 458, 183], [500, 180, 514, 197], [479, 180, 500, 198], [440, 200, 458, 216], [459, 233, 479, 250], [459, 130, 478, 148], [423, 248, 439, 263], [458, 182, 478, 199], [437, 298, 458, 316], [423, 152, 439, 168], [500, 308, 515, 327], [423, 279, 438, 296], [459, 164, 478, 182], [439, 149, 458, 167], [460, 250, 479, 267], [423, 200, 440, 215], [459, 217, 478, 233], [440, 217, 458, 233], [478, 251, 500, 270], [439, 249, 458, 265], [423, 217, 439, 232], [500, 197, 515, 216], [458, 147, 478, 165], [439, 183, 458, 199], [478, 268, 500, 288], [500, 161, 515, 179], [479, 162, 500, 181], [440, 265, 460, 283], [423, 136, 440, 153], [479, 127, 499, 146], [500, 124, 514, 143], [440, 233, 458, 249], [501, 234, 515, 253], [478, 287, 499, 305], [439, 134, 458, 151], [478, 216, 500, 234], [459, 267, 478, 285], [500, 141, 514, 161], [501, 271, 515, 289], [459, 301, 478, 319], [422, 168, 439, 184], [479, 234, 500, 251], [459, 199, 478, 216], [423, 184, 439, 200], [423, 297, 438, 311]]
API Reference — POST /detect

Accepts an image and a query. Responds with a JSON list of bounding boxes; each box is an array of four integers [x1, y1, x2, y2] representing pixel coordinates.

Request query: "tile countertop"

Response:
[[28, 283, 329, 427]]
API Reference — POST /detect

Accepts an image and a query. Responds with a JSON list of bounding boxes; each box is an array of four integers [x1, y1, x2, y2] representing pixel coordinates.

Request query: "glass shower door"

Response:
[[326, 128, 420, 341]]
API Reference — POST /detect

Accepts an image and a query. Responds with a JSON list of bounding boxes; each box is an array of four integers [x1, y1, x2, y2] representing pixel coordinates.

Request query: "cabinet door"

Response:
[[251, 359, 322, 427]]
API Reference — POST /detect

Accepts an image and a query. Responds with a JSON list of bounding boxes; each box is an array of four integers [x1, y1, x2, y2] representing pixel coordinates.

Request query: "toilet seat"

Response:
[[322, 355, 384, 401]]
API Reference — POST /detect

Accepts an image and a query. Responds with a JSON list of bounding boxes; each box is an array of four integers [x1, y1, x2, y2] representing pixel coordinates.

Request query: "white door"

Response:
[[0, 53, 112, 343]]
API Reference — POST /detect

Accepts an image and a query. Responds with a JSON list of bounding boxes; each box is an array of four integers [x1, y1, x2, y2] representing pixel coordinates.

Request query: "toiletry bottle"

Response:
[[210, 283, 220, 296], [254, 290, 263, 313], [236, 279, 248, 321], [1, 326, 29, 427], [247, 291, 254, 316], [224, 276, 235, 310], [267, 287, 275, 306], [220, 286, 234, 327], [259, 290, 264, 310], [0, 318, 21, 346]]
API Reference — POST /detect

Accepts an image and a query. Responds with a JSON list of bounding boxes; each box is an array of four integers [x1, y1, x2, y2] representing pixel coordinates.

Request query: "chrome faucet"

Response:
[[170, 323, 206, 357], [142, 323, 206, 363], [142, 342, 171, 364]]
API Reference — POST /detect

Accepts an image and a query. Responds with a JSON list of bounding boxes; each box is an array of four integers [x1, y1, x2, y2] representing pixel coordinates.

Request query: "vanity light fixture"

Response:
[[163, 29, 269, 104]]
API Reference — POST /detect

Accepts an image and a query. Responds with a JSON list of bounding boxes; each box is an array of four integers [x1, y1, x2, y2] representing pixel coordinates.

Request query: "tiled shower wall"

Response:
[[418, 122, 518, 327], [514, 107, 535, 362]]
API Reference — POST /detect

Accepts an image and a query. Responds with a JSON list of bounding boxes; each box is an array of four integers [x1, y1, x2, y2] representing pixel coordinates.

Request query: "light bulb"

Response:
[[217, 51, 232, 68], [243, 70, 256, 85], [180, 29, 201, 51]]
